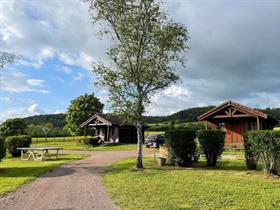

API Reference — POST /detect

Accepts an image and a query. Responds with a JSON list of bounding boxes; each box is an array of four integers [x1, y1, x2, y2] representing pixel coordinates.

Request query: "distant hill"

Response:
[[23, 113, 67, 128], [22, 106, 280, 128]]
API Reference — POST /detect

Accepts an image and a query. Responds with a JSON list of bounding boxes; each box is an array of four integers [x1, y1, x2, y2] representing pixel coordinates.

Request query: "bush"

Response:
[[245, 130, 280, 175], [6, 135, 32, 157], [165, 129, 196, 167], [198, 130, 225, 167], [244, 133, 259, 170], [0, 136, 6, 161], [82, 137, 99, 146]]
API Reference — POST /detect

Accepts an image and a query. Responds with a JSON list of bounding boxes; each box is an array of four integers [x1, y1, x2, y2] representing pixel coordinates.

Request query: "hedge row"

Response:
[[165, 129, 225, 167], [244, 130, 280, 175], [6, 135, 32, 157]]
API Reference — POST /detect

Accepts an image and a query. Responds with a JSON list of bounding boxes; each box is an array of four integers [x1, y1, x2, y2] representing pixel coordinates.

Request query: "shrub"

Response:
[[244, 133, 259, 170], [0, 136, 6, 161], [82, 137, 99, 146], [198, 130, 225, 167], [165, 129, 196, 167], [245, 130, 280, 175], [6, 135, 32, 157]]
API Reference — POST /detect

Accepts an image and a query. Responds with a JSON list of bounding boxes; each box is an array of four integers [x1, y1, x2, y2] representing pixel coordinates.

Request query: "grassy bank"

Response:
[[0, 154, 86, 196], [104, 157, 280, 210]]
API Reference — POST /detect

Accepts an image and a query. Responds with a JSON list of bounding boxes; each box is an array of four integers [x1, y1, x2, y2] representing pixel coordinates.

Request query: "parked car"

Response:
[[145, 134, 165, 148]]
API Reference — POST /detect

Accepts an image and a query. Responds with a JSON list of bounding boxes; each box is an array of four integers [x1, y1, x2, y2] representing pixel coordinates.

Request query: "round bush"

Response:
[[6, 135, 32, 157], [82, 137, 99, 146], [0, 136, 6, 161], [165, 129, 196, 167], [198, 130, 225, 167]]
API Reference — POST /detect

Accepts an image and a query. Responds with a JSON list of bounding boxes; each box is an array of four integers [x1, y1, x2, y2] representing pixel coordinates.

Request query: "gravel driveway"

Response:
[[0, 150, 141, 210]]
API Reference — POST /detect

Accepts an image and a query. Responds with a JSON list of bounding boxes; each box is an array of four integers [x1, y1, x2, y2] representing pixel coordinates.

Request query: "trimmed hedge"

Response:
[[82, 137, 99, 146], [244, 133, 259, 170], [165, 129, 196, 167], [198, 130, 225, 167], [6, 135, 32, 157], [245, 130, 280, 175], [0, 136, 6, 161]]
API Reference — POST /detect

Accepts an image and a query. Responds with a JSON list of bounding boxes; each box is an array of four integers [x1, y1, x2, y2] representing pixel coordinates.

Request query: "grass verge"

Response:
[[0, 154, 86, 197], [104, 157, 280, 210]]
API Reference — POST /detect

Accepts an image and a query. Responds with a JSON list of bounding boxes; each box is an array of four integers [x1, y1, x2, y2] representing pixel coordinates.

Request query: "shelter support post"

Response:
[[257, 117, 260, 130], [205, 121, 208, 130]]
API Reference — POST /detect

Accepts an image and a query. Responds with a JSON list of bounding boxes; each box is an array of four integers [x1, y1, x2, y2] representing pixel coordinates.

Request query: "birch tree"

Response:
[[86, 0, 189, 169]]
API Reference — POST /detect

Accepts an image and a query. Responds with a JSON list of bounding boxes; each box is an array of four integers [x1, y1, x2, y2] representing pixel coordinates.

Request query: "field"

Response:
[[104, 157, 280, 210], [0, 154, 86, 196]]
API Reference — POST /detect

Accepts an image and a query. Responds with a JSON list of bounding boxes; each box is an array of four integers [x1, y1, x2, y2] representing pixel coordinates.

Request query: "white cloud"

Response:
[[73, 72, 85, 80], [0, 70, 49, 93], [0, 97, 12, 103], [27, 79, 45, 87], [0, 103, 45, 122]]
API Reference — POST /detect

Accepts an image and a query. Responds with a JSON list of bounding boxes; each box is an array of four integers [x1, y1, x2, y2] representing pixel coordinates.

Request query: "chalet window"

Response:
[[250, 122, 257, 131], [218, 122, 225, 131]]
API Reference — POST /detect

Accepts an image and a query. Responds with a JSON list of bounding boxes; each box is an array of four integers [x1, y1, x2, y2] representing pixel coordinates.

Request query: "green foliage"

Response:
[[23, 113, 67, 128], [0, 136, 6, 161], [198, 130, 225, 167], [0, 118, 27, 137], [243, 133, 259, 170], [148, 121, 204, 132], [66, 93, 104, 135], [0, 51, 16, 69], [165, 129, 196, 166], [82, 137, 99, 146], [6, 135, 32, 157], [26, 123, 71, 137], [245, 130, 280, 175]]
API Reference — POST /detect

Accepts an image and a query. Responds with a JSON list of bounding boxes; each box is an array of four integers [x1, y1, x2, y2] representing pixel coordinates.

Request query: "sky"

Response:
[[1, 0, 280, 122]]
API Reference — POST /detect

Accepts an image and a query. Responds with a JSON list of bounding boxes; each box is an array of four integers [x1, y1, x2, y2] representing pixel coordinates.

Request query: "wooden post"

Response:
[[257, 117, 260, 130], [205, 121, 208, 130], [107, 125, 110, 142]]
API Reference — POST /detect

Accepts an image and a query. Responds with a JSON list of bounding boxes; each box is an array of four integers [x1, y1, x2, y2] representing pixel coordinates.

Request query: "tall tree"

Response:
[[87, 0, 189, 169], [66, 93, 104, 135], [0, 118, 27, 137], [0, 51, 16, 69]]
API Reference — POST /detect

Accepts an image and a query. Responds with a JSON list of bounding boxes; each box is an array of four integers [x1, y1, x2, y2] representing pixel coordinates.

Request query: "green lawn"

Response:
[[31, 141, 139, 151], [0, 154, 86, 196], [104, 157, 280, 210]]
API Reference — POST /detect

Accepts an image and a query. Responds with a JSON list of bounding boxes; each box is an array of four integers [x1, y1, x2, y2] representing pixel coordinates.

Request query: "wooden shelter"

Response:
[[198, 100, 278, 146], [81, 113, 144, 144]]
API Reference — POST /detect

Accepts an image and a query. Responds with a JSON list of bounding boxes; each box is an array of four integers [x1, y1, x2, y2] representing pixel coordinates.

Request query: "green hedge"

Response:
[[244, 133, 259, 170], [0, 136, 6, 161], [82, 137, 99, 146], [165, 129, 196, 167], [198, 130, 225, 167], [245, 130, 280, 175], [6, 135, 32, 157]]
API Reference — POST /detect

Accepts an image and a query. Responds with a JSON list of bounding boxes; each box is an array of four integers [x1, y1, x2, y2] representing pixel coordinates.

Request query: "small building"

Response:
[[198, 100, 278, 146], [81, 113, 144, 144]]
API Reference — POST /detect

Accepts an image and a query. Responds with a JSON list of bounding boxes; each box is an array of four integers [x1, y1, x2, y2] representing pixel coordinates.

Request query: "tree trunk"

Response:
[[136, 122, 143, 169]]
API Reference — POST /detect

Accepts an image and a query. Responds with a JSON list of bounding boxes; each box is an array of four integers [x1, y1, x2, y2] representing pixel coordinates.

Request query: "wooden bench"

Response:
[[17, 147, 63, 161]]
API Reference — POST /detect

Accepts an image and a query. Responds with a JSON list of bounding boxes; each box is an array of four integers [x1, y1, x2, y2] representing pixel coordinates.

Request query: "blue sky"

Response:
[[1, 0, 280, 122]]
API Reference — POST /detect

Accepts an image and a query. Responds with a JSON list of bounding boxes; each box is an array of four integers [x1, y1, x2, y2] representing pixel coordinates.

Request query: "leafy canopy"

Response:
[[0, 51, 16, 69], [87, 0, 189, 122], [66, 93, 104, 135], [0, 118, 27, 138]]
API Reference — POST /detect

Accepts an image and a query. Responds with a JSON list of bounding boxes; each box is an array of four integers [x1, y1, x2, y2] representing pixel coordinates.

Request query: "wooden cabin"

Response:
[[81, 113, 144, 144], [198, 100, 278, 147]]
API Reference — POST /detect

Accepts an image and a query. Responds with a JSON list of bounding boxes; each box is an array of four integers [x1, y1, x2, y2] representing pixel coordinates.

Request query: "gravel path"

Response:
[[0, 150, 141, 210]]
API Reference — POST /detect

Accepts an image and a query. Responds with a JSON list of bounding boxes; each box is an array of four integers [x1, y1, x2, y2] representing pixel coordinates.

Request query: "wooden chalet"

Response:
[[81, 113, 144, 144], [198, 100, 278, 146]]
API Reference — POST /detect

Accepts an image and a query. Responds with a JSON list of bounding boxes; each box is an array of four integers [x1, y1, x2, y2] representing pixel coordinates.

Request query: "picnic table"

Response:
[[17, 147, 63, 161]]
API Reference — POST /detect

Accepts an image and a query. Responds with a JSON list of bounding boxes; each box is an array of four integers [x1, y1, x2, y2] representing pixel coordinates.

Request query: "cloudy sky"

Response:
[[1, 0, 280, 121]]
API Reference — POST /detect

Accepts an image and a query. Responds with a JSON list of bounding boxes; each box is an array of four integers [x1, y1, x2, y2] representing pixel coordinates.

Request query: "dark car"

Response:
[[145, 134, 165, 148]]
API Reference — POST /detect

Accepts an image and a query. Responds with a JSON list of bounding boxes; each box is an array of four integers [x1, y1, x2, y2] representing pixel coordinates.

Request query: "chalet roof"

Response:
[[80, 113, 132, 128], [197, 100, 273, 121]]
